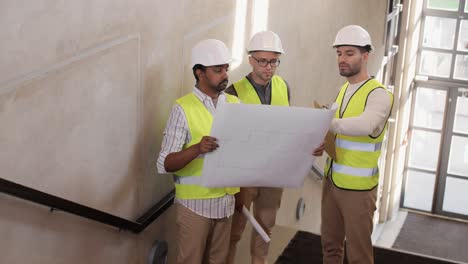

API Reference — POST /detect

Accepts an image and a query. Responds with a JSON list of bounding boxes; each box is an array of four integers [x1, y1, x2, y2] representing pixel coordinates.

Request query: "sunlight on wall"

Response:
[[231, 0, 270, 70], [231, 0, 248, 69], [251, 0, 269, 36]]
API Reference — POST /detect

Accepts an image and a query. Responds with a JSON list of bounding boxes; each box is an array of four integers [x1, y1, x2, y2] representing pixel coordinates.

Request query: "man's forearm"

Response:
[[164, 144, 200, 172], [330, 116, 376, 136]]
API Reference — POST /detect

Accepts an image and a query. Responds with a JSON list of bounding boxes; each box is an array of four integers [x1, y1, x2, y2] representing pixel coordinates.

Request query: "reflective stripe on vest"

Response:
[[233, 75, 289, 106], [332, 163, 379, 177], [335, 138, 382, 152], [173, 175, 202, 185], [173, 93, 240, 199], [325, 78, 394, 191]]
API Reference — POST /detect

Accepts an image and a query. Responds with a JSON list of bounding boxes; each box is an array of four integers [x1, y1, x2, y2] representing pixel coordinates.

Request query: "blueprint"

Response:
[[201, 100, 337, 188]]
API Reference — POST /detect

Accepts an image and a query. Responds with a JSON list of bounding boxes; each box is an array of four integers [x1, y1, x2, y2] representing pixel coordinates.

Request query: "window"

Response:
[[427, 0, 459, 11], [418, 0, 468, 81], [402, 0, 468, 220]]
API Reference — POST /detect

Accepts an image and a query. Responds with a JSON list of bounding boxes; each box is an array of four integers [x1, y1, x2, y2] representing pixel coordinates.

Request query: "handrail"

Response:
[[0, 177, 175, 234]]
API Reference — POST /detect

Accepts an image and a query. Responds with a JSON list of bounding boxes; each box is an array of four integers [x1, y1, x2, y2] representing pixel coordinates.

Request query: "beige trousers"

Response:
[[321, 176, 377, 264], [227, 187, 283, 264], [175, 203, 233, 264]]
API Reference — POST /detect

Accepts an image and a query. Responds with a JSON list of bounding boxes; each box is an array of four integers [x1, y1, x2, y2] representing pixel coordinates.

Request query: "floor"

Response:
[[233, 223, 296, 264], [236, 187, 468, 264], [373, 210, 408, 248], [392, 212, 468, 263], [276, 231, 461, 264], [234, 210, 409, 264]]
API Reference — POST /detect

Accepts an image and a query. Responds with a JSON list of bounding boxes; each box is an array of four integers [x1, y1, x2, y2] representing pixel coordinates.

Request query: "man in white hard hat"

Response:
[[226, 30, 324, 264], [321, 25, 393, 264], [157, 39, 240, 264]]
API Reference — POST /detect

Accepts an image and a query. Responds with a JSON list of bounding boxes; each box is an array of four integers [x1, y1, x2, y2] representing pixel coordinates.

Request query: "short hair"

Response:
[[359, 45, 372, 53], [335, 45, 372, 53], [192, 64, 207, 82]]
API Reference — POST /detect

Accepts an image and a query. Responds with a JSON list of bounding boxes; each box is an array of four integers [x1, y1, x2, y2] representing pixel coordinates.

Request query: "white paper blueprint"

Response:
[[201, 100, 337, 188]]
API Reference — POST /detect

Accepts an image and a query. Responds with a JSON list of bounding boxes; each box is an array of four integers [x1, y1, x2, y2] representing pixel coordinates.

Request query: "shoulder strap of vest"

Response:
[[271, 75, 289, 106], [336, 82, 349, 118], [225, 93, 240, 103], [233, 77, 262, 104], [272, 75, 285, 84], [176, 92, 211, 120], [338, 78, 380, 118], [176, 92, 197, 105]]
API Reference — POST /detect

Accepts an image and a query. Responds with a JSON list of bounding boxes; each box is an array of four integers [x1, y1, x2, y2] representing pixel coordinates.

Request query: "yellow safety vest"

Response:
[[325, 78, 393, 190], [173, 93, 240, 199], [233, 75, 289, 106]]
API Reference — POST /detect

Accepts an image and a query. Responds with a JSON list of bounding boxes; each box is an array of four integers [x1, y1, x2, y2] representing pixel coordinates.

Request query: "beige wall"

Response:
[[0, 0, 388, 263]]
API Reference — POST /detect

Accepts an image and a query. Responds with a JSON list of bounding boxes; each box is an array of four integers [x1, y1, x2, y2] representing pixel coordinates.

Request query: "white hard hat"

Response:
[[190, 39, 232, 68], [247, 31, 285, 54], [333, 25, 373, 51]]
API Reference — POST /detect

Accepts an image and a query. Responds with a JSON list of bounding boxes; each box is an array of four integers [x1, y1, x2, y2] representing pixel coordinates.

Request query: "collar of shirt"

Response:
[[345, 79, 368, 94], [192, 86, 227, 114], [246, 74, 271, 105]]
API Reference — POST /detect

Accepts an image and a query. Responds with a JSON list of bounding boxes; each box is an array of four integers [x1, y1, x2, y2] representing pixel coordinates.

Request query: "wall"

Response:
[[0, 0, 388, 263]]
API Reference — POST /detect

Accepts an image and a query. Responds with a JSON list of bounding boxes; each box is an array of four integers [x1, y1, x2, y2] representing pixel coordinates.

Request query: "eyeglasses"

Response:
[[250, 56, 281, 67]]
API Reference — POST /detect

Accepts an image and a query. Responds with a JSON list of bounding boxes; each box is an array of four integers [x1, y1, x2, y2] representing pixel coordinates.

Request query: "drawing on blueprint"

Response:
[[201, 101, 337, 188]]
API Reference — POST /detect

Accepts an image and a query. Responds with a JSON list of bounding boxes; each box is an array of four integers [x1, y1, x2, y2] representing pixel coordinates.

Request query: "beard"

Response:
[[339, 63, 361, 77], [211, 79, 229, 92]]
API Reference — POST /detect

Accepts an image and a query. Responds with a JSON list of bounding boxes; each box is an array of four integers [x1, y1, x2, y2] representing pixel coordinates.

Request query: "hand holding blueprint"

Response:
[[201, 100, 337, 188]]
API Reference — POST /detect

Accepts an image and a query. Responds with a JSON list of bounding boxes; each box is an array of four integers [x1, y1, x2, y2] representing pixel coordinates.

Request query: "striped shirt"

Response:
[[157, 87, 235, 219]]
